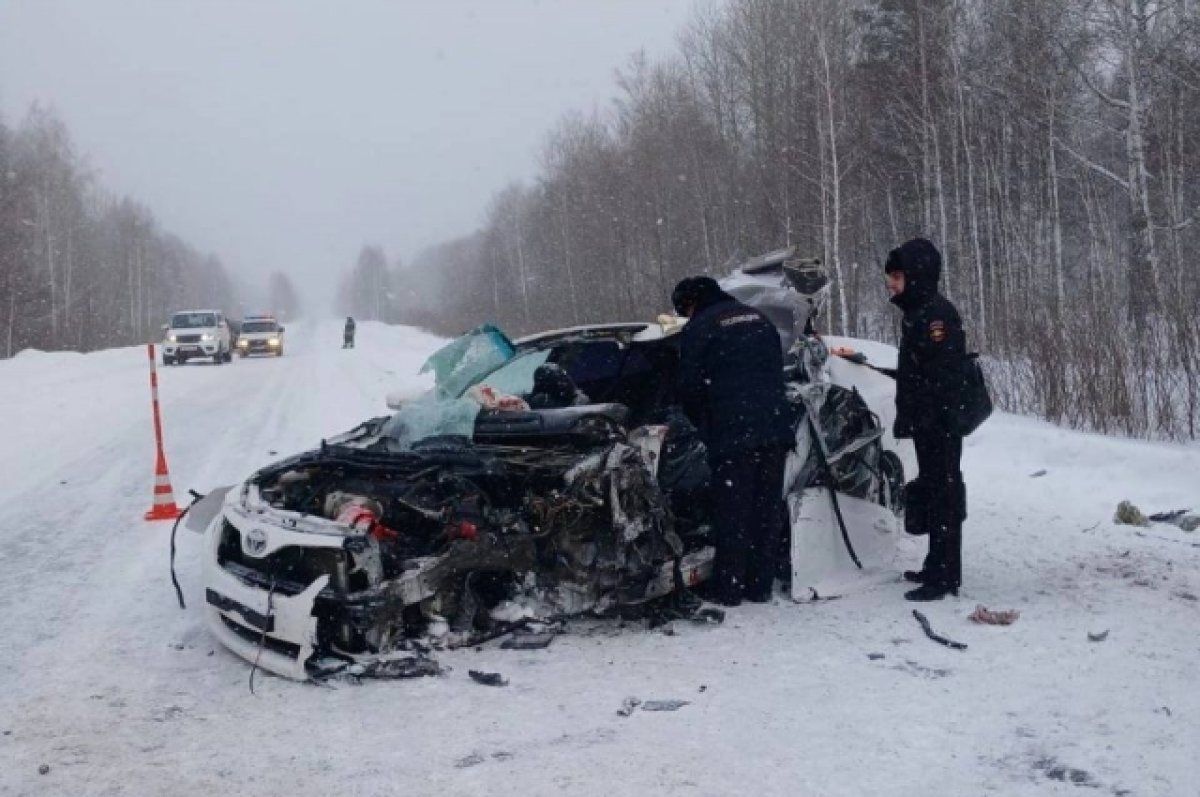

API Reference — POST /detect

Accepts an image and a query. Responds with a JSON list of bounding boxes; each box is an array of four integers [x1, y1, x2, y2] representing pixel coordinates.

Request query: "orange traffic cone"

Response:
[[145, 448, 184, 521], [144, 343, 184, 521]]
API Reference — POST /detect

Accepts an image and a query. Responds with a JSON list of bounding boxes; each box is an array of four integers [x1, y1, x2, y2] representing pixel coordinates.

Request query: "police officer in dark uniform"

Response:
[[883, 239, 968, 601], [672, 276, 794, 606]]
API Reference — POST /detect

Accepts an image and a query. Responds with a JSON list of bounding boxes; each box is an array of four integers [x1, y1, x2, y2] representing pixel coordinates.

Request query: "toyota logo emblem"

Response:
[[244, 527, 268, 556]]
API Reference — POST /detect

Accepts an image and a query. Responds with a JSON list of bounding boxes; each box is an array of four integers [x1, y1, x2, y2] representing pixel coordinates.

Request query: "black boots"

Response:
[[904, 582, 959, 601], [903, 569, 960, 599]]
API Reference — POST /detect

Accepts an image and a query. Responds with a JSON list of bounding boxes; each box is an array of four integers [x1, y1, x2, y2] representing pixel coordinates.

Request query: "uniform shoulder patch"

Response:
[[928, 319, 947, 343], [718, 311, 759, 328]]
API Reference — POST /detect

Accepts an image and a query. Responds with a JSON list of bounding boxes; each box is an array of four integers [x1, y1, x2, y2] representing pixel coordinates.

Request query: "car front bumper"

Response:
[[203, 565, 328, 681], [165, 344, 219, 357], [201, 501, 347, 680], [238, 341, 280, 354]]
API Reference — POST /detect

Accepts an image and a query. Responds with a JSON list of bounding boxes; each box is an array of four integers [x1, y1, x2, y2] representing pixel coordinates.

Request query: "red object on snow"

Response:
[[968, 605, 1020, 625]]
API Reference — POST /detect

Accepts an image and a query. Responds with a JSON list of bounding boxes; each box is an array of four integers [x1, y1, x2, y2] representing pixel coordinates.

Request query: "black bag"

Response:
[[952, 353, 993, 436], [903, 477, 967, 535]]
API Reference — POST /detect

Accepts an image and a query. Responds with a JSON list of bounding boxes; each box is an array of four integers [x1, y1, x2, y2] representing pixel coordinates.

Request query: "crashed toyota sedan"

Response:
[[192, 253, 910, 681]]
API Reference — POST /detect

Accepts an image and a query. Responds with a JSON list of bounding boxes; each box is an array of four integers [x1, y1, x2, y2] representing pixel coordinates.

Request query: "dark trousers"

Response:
[[710, 445, 788, 601], [913, 431, 965, 588]]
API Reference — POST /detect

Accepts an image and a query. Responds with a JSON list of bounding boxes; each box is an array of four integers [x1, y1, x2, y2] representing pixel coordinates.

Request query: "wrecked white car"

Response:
[[188, 252, 909, 681]]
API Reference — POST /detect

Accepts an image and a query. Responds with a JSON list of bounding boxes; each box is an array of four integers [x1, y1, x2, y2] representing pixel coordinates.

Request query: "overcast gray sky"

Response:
[[0, 0, 695, 306]]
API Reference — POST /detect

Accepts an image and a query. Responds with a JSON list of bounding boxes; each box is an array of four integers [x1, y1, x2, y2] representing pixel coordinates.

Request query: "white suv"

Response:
[[162, 309, 233, 365], [236, 315, 285, 358]]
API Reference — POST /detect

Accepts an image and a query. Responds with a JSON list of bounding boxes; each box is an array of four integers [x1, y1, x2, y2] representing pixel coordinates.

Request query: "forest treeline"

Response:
[[0, 105, 240, 356], [341, 0, 1199, 439]]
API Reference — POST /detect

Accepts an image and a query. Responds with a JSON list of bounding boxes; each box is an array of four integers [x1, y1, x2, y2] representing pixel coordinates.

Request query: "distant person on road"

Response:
[[343, 316, 356, 349], [672, 276, 793, 606], [882, 238, 969, 601]]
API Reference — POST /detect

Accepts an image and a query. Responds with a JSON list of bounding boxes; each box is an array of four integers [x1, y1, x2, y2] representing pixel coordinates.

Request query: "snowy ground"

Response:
[[1, 319, 1196, 796]]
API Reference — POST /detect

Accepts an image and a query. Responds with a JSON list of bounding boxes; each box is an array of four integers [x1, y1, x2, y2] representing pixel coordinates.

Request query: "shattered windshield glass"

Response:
[[380, 394, 482, 449], [421, 324, 515, 399], [473, 349, 550, 396], [381, 326, 551, 449]]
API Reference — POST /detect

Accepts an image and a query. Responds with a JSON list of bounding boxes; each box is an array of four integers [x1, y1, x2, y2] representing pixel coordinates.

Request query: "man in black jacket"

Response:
[[672, 276, 794, 605], [884, 238, 967, 601]]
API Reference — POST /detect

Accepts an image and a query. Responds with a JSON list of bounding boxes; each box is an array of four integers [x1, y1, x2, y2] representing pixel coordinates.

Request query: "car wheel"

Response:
[[162, 356, 174, 366]]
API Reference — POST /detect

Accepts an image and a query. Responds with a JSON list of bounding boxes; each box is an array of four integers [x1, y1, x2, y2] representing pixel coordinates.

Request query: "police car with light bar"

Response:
[[236, 315, 285, 358]]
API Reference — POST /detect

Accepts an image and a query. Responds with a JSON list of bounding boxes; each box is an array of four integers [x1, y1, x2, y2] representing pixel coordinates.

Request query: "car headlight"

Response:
[[201, 333, 214, 342], [237, 339, 248, 347], [268, 338, 280, 347], [168, 333, 177, 342]]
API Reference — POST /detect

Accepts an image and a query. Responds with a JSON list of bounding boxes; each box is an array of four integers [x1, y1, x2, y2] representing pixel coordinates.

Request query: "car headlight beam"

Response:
[[268, 338, 280, 347]]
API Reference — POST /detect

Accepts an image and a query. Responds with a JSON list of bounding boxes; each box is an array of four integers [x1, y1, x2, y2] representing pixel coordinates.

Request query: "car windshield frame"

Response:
[[170, 312, 217, 328]]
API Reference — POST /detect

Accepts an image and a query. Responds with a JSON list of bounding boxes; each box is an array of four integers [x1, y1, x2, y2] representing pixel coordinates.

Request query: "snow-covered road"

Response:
[[1, 319, 1196, 796]]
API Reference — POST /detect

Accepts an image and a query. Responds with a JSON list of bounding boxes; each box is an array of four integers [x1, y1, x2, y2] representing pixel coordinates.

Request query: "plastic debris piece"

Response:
[[867, 652, 886, 660], [617, 697, 641, 716], [501, 632, 555, 650], [1087, 630, 1110, 642], [1029, 469, 1047, 478], [320, 653, 442, 681], [362, 655, 443, 679], [468, 669, 507, 687], [1148, 509, 1200, 532], [912, 610, 968, 650], [968, 605, 1020, 625], [641, 699, 689, 712]]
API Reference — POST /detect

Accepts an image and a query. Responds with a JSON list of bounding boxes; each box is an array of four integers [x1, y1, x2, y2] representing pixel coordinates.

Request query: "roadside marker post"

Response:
[[144, 343, 184, 521]]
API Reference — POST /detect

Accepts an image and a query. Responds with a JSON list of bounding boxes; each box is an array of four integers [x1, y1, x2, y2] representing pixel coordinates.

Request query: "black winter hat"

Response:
[[884, 238, 942, 293], [671, 276, 723, 315], [531, 363, 578, 405]]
